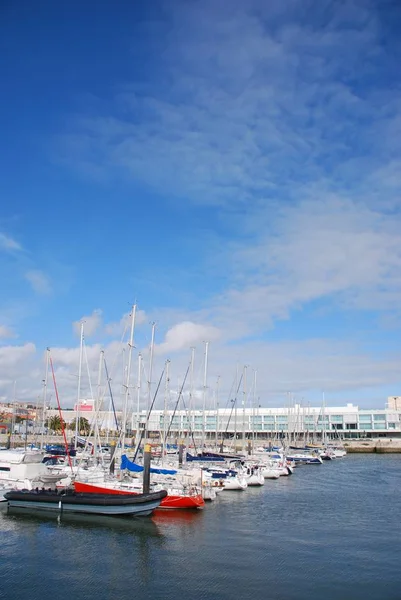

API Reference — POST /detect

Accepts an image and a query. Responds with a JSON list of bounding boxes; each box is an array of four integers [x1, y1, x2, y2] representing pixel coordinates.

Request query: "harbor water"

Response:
[[1, 455, 400, 600]]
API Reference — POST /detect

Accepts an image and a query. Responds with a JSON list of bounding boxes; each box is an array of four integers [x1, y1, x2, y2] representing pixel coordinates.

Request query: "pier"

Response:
[[343, 439, 401, 453]]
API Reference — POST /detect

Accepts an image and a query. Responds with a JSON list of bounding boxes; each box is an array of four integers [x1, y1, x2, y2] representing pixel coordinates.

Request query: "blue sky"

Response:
[[1, 0, 401, 409]]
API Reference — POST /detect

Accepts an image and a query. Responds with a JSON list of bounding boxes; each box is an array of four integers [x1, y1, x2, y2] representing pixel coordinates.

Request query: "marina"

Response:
[[2, 1, 401, 599], [1, 454, 400, 600]]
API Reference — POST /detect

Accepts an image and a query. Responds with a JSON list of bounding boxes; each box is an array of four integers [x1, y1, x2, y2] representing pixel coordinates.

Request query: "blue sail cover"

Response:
[[120, 454, 177, 475]]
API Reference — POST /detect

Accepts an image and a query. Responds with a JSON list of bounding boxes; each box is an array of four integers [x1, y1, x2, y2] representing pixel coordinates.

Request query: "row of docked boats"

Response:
[[0, 442, 346, 517]]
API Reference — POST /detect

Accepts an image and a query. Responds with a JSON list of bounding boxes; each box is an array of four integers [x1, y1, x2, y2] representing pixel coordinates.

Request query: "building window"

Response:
[[373, 414, 386, 421], [346, 423, 357, 430]]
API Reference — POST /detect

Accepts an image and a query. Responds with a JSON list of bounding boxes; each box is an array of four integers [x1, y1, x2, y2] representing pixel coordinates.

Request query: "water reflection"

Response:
[[3, 507, 163, 538], [2, 457, 401, 600], [152, 508, 204, 524]]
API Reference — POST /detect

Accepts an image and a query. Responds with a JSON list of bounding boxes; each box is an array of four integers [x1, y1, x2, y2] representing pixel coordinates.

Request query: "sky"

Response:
[[1, 0, 401, 411]]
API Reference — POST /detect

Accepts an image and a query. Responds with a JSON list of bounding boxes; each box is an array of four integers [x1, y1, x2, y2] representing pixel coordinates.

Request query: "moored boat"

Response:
[[4, 488, 167, 517], [73, 480, 205, 510], [0, 449, 68, 490]]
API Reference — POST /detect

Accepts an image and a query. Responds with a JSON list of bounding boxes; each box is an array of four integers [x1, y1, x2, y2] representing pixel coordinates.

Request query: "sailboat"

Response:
[[74, 455, 205, 509]]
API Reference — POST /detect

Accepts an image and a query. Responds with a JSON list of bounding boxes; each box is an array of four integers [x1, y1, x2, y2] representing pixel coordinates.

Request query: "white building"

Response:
[[47, 401, 401, 440]]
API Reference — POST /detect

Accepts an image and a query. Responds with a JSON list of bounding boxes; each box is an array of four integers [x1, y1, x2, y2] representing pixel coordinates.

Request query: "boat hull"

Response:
[[4, 489, 167, 517], [74, 481, 205, 510]]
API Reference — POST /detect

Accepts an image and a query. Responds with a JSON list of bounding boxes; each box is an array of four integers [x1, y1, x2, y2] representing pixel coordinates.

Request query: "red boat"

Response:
[[73, 481, 205, 510]]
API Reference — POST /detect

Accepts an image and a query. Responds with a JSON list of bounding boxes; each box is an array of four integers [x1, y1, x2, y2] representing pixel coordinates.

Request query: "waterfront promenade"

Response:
[[3, 434, 401, 453]]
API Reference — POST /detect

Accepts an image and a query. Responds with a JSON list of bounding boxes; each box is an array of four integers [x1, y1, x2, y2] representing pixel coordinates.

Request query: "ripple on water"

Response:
[[1, 455, 401, 600]]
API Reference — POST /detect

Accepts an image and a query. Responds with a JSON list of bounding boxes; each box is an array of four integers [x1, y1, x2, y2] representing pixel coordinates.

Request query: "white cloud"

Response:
[[209, 196, 401, 338], [104, 308, 147, 337], [56, 2, 401, 335], [0, 331, 398, 410], [156, 321, 221, 355], [0, 325, 15, 339], [0, 233, 22, 252], [25, 270, 52, 295], [59, 0, 396, 211], [7, 1, 400, 409], [0, 342, 35, 369], [0, 343, 38, 402], [73, 309, 103, 337]]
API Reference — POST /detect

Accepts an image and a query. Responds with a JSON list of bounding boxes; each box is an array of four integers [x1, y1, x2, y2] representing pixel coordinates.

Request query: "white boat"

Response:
[[223, 474, 248, 491], [243, 465, 265, 486], [201, 467, 248, 491], [260, 464, 281, 479], [258, 454, 293, 477], [328, 446, 347, 458], [0, 449, 68, 491], [201, 482, 218, 501], [286, 452, 323, 465]]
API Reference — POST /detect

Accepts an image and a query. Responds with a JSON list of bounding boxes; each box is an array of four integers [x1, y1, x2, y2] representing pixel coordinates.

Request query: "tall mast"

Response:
[[145, 322, 156, 439], [41, 349, 50, 450], [136, 352, 142, 447], [94, 350, 104, 454], [215, 375, 220, 449], [74, 322, 84, 451], [242, 365, 247, 451], [201, 341, 209, 449], [252, 369, 257, 448], [234, 364, 238, 448], [189, 346, 195, 422], [121, 304, 136, 451], [162, 359, 170, 462], [11, 380, 17, 448]]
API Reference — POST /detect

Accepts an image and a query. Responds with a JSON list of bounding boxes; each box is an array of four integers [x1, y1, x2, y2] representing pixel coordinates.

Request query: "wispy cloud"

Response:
[[73, 309, 103, 337], [61, 0, 400, 208], [10, 0, 400, 406], [0, 232, 22, 252], [208, 197, 401, 337], [104, 309, 147, 337], [25, 270, 52, 295], [58, 0, 401, 330], [0, 325, 16, 339]]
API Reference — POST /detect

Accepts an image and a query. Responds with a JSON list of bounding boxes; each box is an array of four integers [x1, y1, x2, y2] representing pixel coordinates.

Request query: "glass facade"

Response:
[[359, 414, 372, 422], [131, 404, 401, 438]]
